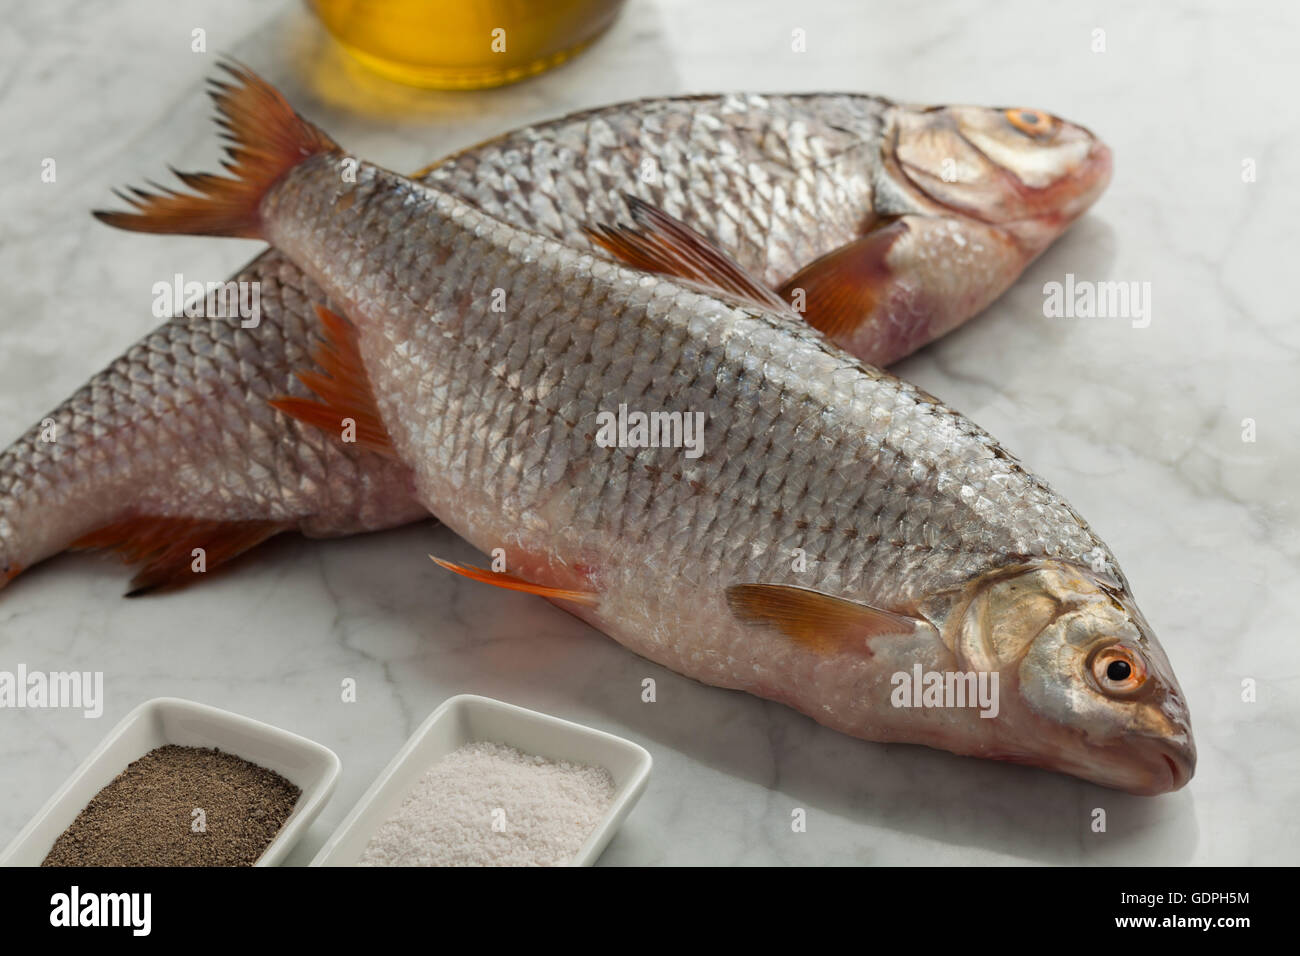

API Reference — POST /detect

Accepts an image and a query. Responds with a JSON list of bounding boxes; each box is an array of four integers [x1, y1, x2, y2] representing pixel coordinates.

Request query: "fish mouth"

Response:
[[1040, 138, 1113, 226], [990, 706, 1195, 795], [1079, 733, 1196, 796], [988, 733, 1194, 795], [1147, 736, 1196, 794]]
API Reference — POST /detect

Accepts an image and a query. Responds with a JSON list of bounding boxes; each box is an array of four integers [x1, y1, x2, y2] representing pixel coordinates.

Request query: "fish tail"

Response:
[[93, 59, 338, 239]]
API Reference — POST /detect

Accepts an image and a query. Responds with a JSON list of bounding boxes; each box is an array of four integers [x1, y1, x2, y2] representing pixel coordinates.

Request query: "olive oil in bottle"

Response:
[[308, 0, 625, 89]]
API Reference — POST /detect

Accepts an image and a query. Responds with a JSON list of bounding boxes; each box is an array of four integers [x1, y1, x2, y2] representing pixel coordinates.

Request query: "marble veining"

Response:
[[0, 0, 1295, 865]]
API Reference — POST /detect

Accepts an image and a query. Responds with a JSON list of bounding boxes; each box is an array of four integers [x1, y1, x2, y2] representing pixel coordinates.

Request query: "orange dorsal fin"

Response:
[[268, 304, 397, 458], [429, 556, 599, 606], [776, 221, 908, 340], [726, 583, 917, 655], [72, 516, 289, 596], [93, 59, 338, 239], [587, 195, 795, 314]]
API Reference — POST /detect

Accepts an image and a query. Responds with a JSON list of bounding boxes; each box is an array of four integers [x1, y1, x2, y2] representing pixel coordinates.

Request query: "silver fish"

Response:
[[94, 65, 1189, 794], [1, 89, 1108, 593]]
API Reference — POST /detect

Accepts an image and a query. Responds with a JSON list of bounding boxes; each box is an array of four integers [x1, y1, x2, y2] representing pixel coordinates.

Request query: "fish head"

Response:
[[888, 104, 1113, 255], [951, 561, 1194, 795]]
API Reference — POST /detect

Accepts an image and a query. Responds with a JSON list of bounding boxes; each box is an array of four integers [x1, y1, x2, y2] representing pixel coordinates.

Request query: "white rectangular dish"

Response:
[[311, 694, 652, 867], [0, 696, 341, 867]]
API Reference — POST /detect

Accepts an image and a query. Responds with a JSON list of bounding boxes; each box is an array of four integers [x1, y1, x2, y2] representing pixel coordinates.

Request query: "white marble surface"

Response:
[[1, 0, 1297, 866]]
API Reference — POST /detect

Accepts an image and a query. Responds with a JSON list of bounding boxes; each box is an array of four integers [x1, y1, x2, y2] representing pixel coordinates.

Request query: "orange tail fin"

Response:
[[93, 60, 338, 239]]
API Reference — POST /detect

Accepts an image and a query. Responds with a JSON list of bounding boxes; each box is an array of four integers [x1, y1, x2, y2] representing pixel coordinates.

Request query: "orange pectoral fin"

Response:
[[726, 583, 917, 655], [776, 220, 908, 341], [268, 304, 398, 458], [429, 556, 599, 607], [72, 516, 289, 596], [587, 194, 796, 315]]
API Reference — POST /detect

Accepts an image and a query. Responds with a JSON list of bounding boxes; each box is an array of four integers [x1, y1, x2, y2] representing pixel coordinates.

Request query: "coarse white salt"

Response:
[[357, 741, 616, 867]]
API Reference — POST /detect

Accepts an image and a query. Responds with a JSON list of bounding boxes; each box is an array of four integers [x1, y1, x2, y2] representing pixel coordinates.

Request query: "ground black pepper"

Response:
[[41, 744, 300, 866]]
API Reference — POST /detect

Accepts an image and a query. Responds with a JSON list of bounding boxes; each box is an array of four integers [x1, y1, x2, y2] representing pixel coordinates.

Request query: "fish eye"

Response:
[[1005, 108, 1057, 139], [1089, 643, 1147, 695]]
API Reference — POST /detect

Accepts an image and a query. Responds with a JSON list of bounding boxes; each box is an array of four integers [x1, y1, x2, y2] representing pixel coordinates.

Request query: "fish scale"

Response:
[[2, 90, 1107, 601], [268, 159, 1109, 631], [424, 94, 883, 287]]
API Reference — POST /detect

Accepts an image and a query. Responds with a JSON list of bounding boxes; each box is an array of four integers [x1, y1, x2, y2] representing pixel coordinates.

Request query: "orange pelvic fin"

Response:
[[72, 516, 289, 596], [92, 59, 338, 239], [429, 556, 599, 607], [587, 195, 795, 314], [269, 305, 397, 458], [726, 583, 917, 655], [776, 220, 908, 340]]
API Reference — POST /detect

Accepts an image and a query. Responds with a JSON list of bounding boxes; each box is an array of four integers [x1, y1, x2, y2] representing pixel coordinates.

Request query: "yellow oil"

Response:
[[308, 0, 626, 89]]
